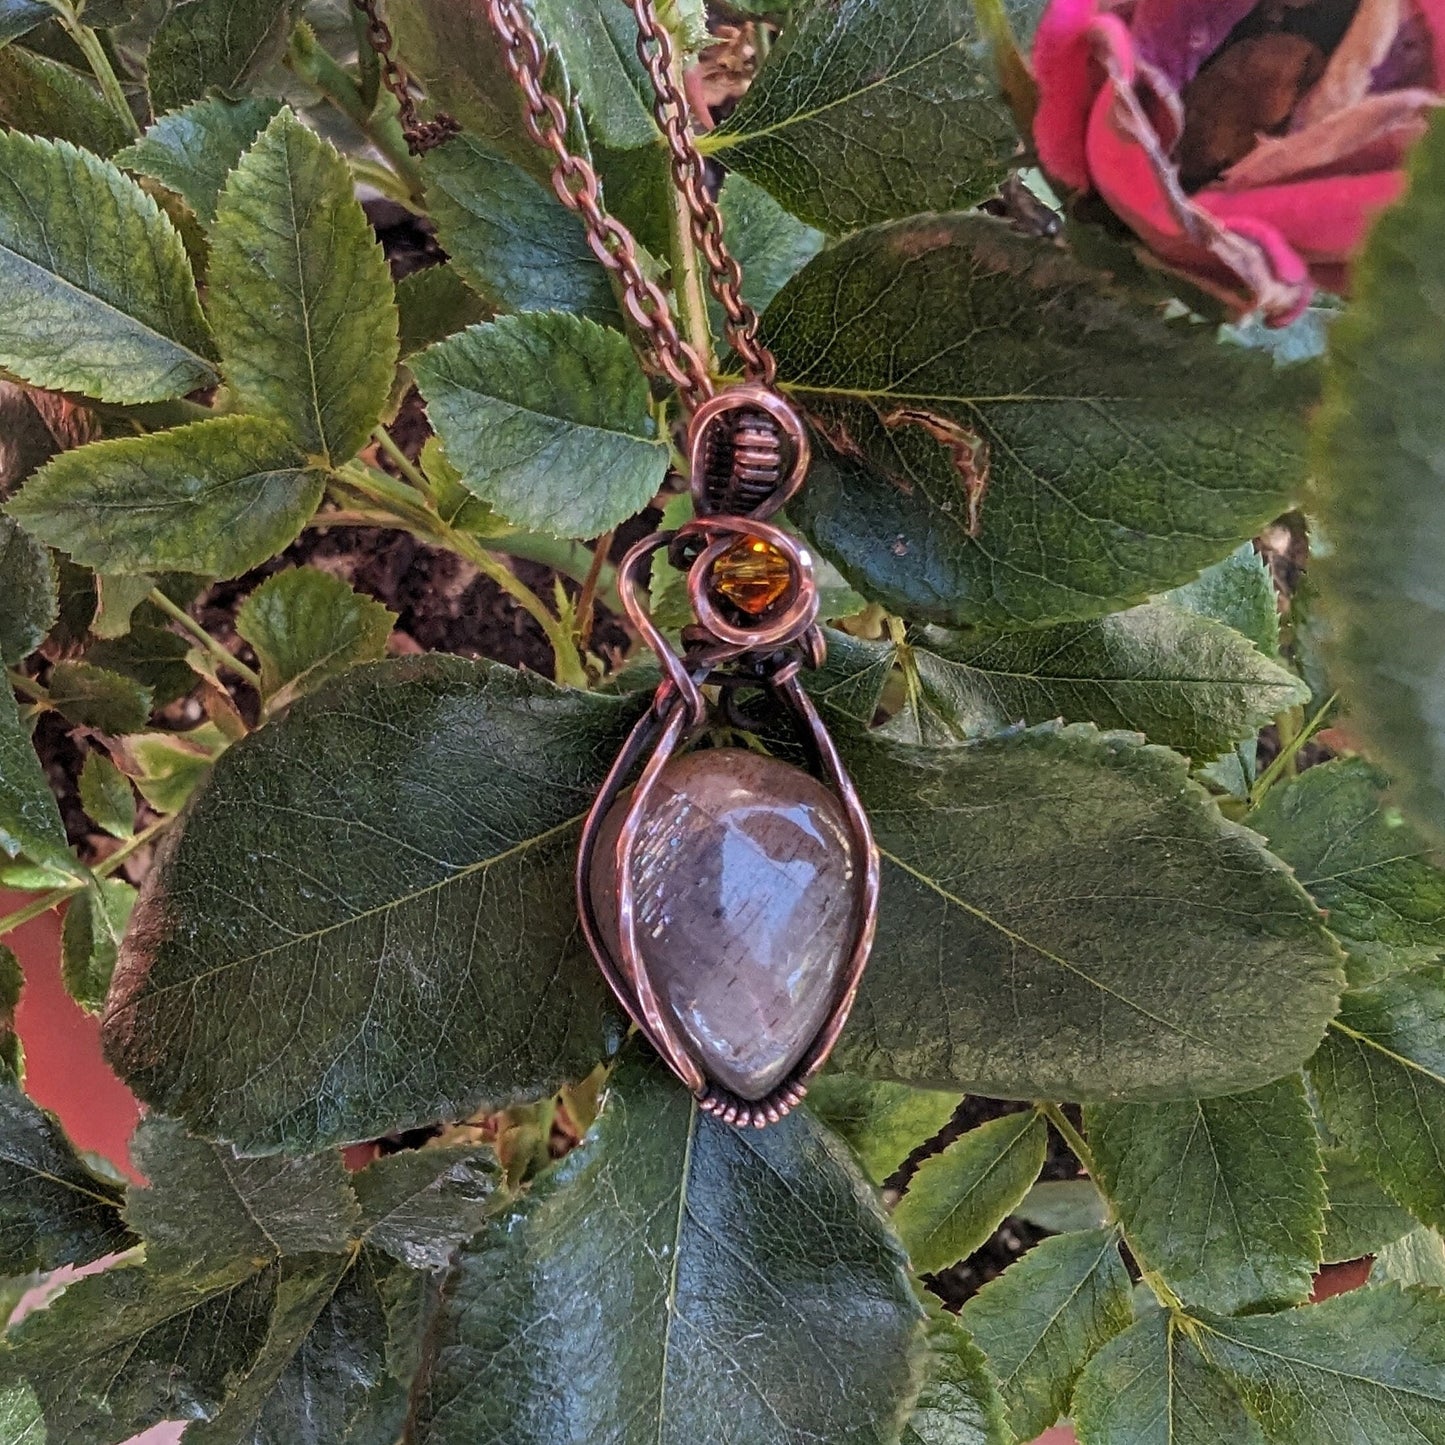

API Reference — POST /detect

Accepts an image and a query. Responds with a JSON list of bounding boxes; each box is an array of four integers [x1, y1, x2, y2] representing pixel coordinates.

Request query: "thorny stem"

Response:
[[55, 7, 141, 139], [147, 589, 264, 692], [285, 23, 424, 202], [0, 816, 172, 940]]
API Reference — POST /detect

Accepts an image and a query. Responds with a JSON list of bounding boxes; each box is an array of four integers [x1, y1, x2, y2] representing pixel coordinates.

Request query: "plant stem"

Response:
[[1249, 693, 1337, 808], [147, 589, 263, 692], [575, 530, 613, 654], [350, 156, 419, 208], [0, 817, 171, 941], [372, 425, 433, 498], [334, 467, 589, 688], [445, 531, 589, 690], [0, 885, 82, 939], [285, 23, 424, 202], [663, 103, 715, 375], [6, 670, 48, 705], [56, 8, 141, 139], [1039, 1102, 1101, 1180]]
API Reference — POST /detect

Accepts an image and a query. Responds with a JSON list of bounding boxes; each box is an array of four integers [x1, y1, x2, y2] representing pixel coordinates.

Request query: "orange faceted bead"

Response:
[[709, 536, 793, 616]]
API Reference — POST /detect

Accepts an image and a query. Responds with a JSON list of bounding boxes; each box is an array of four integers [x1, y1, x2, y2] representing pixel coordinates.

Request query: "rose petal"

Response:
[[1086, 37, 1312, 322], [1032, 0, 1108, 190], [1129, 0, 1259, 88], [1198, 171, 1407, 263], [1294, 0, 1406, 128], [1222, 89, 1440, 188]]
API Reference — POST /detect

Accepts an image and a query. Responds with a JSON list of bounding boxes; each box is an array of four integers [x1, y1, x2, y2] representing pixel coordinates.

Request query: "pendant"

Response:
[[576, 387, 879, 1128]]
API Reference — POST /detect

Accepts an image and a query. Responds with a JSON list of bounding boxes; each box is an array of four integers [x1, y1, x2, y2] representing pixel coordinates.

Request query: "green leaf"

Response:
[[414, 312, 668, 538], [46, 660, 152, 733], [766, 216, 1314, 628], [209, 107, 398, 464], [125, 1117, 358, 1269], [83, 746, 141, 839], [103, 658, 635, 1151], [903, 1308, 1013, 1445], [236, 567, 394, 705], [702, 0, 1018, 233], [86, 625, 194, 709], [352, 1146, 498, 1271], [830, 724, 1344, 1100], [709, 173, 824, 336], [409, 1047, 927, 1445], [1251, 759, 1445, 985], [396, 263, 489, 359], [387, 0, 554, 180], [0, 1082, 133, 1276], [1164, 543, 1281, 657], [0, 44, 132, 156], [91, 572, 155, 641], [422, 133, 620, 327], [960, 1228, 1133, 1442], [895, 1109, 1047, 1275], [0, 1, 51, 46], [1373, 1227, 1445, 1288], [1309, 965, 1445, 1232], [807, 628, 897, 726], [531, 0, 658, 149], [805, 1073, 958, 1183], [1014, 1179, 1110, 1235], [3, 1113, 421, 1445], [1195, 1284, 1445, 1444], [61, 877, 136, 1012], [1087, 1078, 1324, 1314], [1320, 1148, 1415, 1263], [0, 133, 216, 402], [1313, 111, 1445, 843], [0, 516, 56, 665], [8, 416, 321, 579], [1073, 1310, 1267, 1445], [0, 686, 77, 876], [115, 95, 282, 224], [0, 1382, 43, 1444], [115, 723, 226, 814], [890, 604, 1305, 755], [148, 0, 297, 113]]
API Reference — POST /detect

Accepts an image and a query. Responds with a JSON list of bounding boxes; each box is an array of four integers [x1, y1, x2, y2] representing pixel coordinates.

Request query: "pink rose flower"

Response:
[[1032, 0, 1445, 322]]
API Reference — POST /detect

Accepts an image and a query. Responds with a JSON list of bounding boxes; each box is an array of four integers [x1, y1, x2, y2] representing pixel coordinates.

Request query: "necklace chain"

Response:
[[350, 0, 461, 154], [354, 0, 776, 405]]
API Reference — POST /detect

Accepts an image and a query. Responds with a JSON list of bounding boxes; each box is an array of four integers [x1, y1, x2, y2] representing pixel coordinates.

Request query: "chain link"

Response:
[[622, 0, 776, 387], [350, 0, 460, 155], [354, 0, 777, 404], [485, 0, 715, 406]]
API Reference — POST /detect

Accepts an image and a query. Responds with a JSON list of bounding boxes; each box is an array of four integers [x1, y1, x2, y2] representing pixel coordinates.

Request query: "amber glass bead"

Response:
[[709, 536, 793, 616]]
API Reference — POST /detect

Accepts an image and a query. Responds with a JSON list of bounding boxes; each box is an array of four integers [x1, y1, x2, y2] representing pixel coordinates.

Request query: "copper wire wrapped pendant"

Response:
[[575, 388, 879, 1128]]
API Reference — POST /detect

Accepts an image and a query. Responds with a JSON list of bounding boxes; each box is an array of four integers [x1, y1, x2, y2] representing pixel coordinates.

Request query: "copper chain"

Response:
[[350, 0, 460, 154], [354, 0, 776, 405]]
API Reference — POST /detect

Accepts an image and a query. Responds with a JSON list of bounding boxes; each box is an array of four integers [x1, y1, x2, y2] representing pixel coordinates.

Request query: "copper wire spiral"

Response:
[[700, 408, 785, 515]]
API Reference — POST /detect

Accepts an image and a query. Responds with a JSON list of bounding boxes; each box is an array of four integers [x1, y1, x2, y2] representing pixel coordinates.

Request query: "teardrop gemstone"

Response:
[[589, 748, 859, 1101]]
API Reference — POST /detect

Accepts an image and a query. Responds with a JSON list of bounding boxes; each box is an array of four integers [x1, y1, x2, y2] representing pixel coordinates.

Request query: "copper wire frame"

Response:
[[575, 518, 881, 1128], [687, 382, 811, 520]]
